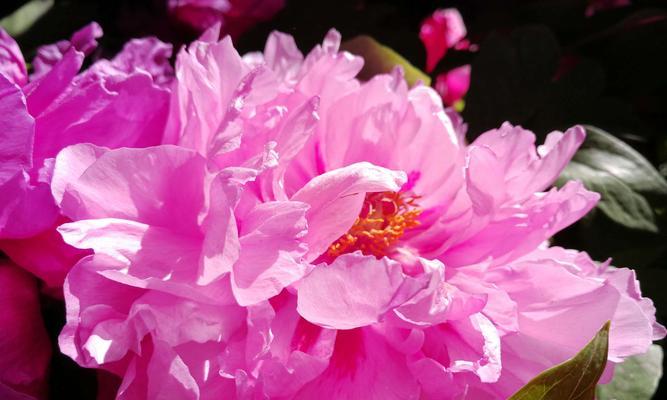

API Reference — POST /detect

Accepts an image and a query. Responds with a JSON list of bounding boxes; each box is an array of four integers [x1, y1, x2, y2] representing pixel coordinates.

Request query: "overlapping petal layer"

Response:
[[0, 24, 172, 289]]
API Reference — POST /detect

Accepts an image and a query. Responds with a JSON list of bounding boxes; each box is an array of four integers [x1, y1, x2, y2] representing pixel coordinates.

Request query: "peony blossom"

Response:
[[0, 23, 172, 290], [168, 0, 285, 38], [0, 261, 51, 399], [55, 27, 664, 400]]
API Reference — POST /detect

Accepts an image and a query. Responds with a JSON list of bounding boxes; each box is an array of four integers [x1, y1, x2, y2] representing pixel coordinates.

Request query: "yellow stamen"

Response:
[[327, 191, 422, 259]]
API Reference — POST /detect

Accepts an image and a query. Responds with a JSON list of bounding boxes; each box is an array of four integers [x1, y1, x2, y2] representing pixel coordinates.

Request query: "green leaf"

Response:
[[597, 345, 663, 400], [340, 35, 431, 87], [0, 0, 53, 37], [508, 321, 610, 400], [559, 126, 667, 232]]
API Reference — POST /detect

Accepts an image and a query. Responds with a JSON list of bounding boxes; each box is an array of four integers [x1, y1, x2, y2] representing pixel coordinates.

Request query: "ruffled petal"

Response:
[[470, 123, 586, 201], [0, 74, 58, 238], [294, 327, 420, 400], [231, 201, 309, 306], [0, 74, 32, 194], [443, 180, 599, 266], [391, 258, 487, 327], [54, 145, 208, 233], [297, 253, 426, 330], [86, 37, 173, 86], [31, 22, 102, 80], [0, 28, 27, 86]]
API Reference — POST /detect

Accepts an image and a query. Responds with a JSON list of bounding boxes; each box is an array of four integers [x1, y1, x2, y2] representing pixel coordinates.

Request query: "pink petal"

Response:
[[262, 31, 304, 84], [392, 258, 487, 327], [24, 48, 83, 118], [294, 327, 420, 400], [55, 145, 208, 233], [471, 123, 586, 200], [60, 255, 243, 374], [0, 74, 32, 187], [164, 36, 250, 155], [85, 37, 173, 86], [434, 64, 470, 106], [198, 173, 241, 286], [0, 28, 27, 86], [50, 144, 108, 206], [297, 253, 426, 330], [231, 201, 309, 306], [477, 247, 665, 397], [31, 72, 168, 165], [242, 294, 336, 398], [31, 22, 102, 80], [414, 312, 502, 392], [0, 76, 60, 238], [443, 180, 599, 267], [57, 219, 230, 304]]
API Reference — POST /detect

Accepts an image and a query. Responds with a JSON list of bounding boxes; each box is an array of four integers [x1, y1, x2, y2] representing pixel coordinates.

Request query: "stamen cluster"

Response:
[[327, 191, 422, 259]]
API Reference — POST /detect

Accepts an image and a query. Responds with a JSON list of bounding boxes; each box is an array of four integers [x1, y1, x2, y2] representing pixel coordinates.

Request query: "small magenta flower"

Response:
[[419, 8, 467, 73]]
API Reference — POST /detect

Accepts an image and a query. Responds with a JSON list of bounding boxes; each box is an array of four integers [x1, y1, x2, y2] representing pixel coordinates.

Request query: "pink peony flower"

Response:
[[419, 8, 467, 73], [0, 23, 172, 290], [168, 0, 285, 38], [54, 27, 664, 399], [0, 261, 51, 399]]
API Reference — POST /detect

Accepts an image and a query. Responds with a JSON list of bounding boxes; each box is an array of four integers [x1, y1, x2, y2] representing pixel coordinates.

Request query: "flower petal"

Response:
[[231, 201, 309, 306], [55, 145, 208, 233], [0, 28, 27, 86], [297, 253, 426, 330]]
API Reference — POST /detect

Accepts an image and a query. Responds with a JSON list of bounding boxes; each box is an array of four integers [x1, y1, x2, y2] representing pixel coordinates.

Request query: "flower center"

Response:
[[327, 191, 422, 259]]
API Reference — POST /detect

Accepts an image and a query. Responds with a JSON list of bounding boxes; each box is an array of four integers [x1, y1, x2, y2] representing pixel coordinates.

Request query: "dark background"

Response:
[[2, 0, 666, 398]]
